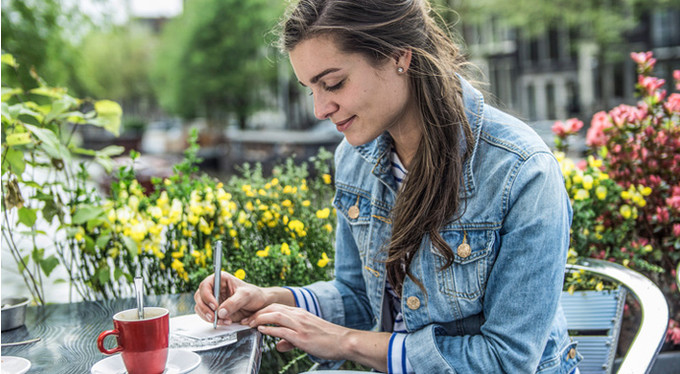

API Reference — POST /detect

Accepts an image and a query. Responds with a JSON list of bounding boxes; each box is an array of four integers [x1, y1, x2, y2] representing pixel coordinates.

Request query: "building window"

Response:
[[527, 84, 537, 120], [546, 83, 556, 119]]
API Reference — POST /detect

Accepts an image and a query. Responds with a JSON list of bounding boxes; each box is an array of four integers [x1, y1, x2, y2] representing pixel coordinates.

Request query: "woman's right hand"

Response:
[[193, 271, 270, 325]]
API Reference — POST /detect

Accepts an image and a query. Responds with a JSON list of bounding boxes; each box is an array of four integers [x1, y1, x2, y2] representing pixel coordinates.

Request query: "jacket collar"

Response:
[[352, 76, 485, 197]]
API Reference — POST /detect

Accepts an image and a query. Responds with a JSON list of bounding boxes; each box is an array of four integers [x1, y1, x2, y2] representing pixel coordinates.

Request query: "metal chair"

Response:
[[564, 258, 669, 374]]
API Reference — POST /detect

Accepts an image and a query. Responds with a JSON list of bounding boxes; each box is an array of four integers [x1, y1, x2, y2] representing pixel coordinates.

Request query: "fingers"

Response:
[[244, 304, 299, 329], [194, 274, 216, 322], [276, 339, 295, 352]]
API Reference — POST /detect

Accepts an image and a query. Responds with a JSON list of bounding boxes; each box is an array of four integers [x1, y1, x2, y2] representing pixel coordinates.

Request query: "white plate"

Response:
[[90, 349, 201, 374], [0, 356, 31, 374]]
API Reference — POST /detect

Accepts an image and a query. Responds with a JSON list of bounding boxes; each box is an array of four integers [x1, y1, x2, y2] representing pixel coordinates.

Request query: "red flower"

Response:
[[638, 75, 666, 96]]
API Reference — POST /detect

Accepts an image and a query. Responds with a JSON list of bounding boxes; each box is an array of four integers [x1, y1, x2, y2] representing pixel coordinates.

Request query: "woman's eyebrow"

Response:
[[299, 68, 341, 87]]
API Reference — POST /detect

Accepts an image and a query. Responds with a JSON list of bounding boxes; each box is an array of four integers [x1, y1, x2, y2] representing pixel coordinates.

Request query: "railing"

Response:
[[567, 258, 669, 374]]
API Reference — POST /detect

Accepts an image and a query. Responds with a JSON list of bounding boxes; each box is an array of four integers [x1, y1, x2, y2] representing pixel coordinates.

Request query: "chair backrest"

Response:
[[562, 287, 626, 373], [564, 258, 669, 374]]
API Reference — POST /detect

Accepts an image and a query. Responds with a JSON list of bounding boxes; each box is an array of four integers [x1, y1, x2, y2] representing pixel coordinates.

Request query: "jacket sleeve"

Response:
[[305, 212, 375, 331], [405, 152, 572, 373]]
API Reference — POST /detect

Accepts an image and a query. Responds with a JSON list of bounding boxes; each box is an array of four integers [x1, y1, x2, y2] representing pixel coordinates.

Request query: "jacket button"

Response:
[[406, 296, 420, 310], [457, 243, 471, 258], [348, 205, 360, 219], [567, 348, 576, 359]]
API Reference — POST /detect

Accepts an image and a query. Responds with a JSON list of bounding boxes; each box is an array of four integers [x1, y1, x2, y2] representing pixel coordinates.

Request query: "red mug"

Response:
[[97, 307, 169, 374]]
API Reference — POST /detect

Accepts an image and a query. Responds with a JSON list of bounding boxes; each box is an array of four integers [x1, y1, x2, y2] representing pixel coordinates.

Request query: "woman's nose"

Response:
[[313, 92, 338, 120]]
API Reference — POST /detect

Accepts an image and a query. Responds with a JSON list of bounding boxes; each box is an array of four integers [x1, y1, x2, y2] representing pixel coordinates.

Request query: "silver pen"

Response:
[[213, 240, 222, 329]]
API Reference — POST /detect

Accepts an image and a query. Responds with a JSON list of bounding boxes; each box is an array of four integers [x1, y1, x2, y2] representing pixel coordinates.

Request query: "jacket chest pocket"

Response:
[[334, 188, 374, 260], [431, 229, 494, 301]]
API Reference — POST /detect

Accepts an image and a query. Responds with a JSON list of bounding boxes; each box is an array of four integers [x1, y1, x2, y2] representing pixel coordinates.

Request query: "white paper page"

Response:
[[170, 314, 251, 339]]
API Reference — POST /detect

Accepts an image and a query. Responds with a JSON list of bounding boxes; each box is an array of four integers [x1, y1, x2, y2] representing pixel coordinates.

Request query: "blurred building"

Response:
[[462, 8, 680, 123]]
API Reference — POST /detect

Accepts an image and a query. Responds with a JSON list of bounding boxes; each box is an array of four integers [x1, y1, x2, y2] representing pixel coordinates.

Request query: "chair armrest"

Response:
[[566, 258, 669, 374]]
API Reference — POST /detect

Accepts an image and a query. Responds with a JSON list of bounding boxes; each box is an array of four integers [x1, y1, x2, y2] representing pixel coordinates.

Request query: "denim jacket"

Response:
[[305, 77, 581, 373]]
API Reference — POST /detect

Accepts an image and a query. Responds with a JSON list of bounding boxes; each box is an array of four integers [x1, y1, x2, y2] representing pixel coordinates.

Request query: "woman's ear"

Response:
[[394, 49, 413, 72]]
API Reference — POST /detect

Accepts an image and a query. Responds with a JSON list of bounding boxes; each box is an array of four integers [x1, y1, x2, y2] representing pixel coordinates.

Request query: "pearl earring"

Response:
[[397, 67, 404, 73]]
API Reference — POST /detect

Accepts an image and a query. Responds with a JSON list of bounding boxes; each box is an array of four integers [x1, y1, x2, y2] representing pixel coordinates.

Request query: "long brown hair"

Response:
[[281, 0, 475, 295]]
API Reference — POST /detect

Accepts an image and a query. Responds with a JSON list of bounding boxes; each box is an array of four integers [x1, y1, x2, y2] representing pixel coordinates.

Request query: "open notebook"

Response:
[[169, 314, 251, 351]]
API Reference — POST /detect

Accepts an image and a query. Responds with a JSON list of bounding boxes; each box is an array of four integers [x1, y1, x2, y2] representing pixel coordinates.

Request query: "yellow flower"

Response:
[[302, 200, 311, 207], [623, 259, 630, 267], [621, 190, 631, 200], [229, 229, 238, 238], [316, 208, 330, 219], [317, 252, 330, 268], [258, 189, 267, 196], [256, 246, 270, 257], [324, 223, 333, 232], [574, 189, 589, 201], [271, 178, 279, 186], [587, 156, 602, 169], [572, 173, 583, 184], [75, 231, 84, 242], [281, 242, 291, 255], [595, 282, 604, 291], [567, 284, 575, 295], [582, 175, 594, 190], [595, 186, 607, 200], [620, 205, 632, 219], [640, 186, 652, 196], [322, 174, 332, 184], [234, 269, 246, 280], [643, 244, 653, 253]]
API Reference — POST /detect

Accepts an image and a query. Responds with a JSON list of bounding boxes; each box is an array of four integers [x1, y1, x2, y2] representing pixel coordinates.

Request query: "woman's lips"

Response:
[[335, 116, 355, 132]]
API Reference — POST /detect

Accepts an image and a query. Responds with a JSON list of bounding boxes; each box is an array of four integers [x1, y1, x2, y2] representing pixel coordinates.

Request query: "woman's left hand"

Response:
[[242, 303, 351, 360]]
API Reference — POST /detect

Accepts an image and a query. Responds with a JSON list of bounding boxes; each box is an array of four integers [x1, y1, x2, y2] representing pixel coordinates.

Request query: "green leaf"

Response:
[[72, 205, 105, 224], [5, 132, 32, 146], [1, 53, 17, 67], [5, 147, 26, 175], [54, 279, 67, 284], [23, 123, 68, 161], [31, 247, 45, 264], [94, 156, 114, 173], [1, 88, 22, 102], [97, 266, 110, 284], [114, 267, 124, 281], [40, 255, 60, 277], [42, 199, 62, 224], [18, 255, 30, 272], [84, 235, 96, 254], [29, 87, 66, 99], [122, 236, 138, 258], [97, 145, 125, 157], [45, 99, 72, 123], [17, 207, 38, 227], [93, 100, 122, 136], [96, 234, 112, 249]]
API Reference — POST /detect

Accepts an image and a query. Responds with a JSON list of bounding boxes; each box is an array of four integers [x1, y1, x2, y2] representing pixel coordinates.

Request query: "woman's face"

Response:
[[289, 36, 418, 147]]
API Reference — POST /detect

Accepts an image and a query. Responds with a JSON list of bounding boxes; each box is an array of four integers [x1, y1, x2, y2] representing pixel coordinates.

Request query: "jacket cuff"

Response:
[[405, 325, 453, 373], [304, 280, 345, 327]]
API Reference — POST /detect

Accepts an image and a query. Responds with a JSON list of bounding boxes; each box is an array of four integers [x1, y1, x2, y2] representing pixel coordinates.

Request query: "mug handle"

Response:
[[97, 329, 123, 355]]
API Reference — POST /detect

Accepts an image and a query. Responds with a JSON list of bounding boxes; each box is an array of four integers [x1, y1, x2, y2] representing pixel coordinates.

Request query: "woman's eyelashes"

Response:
[[307, 79, 346, 96]]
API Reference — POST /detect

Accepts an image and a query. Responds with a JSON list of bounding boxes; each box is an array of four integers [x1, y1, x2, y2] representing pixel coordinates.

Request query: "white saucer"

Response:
[[0, 356, 31, 374], [90, 349, 201, 374]]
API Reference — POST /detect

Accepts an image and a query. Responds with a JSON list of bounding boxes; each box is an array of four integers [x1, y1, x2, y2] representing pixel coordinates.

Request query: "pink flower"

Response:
[[673, 224, 680, 237], [610, 104, 644, 127], [631, 51, 653, 65], [576, 159, 587, 170], [665, 93, 680, 113], [667, 196, 680, 211], [586, 111, 611, 147], [674, 70, 680, 90], [638, 75, 666, 97], [552, 118, 583, 137], [667, 320, 680, 345]]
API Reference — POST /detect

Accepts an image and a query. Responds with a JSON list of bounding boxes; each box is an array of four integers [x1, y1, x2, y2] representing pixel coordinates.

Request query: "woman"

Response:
[[194, 0, 580, 372]]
